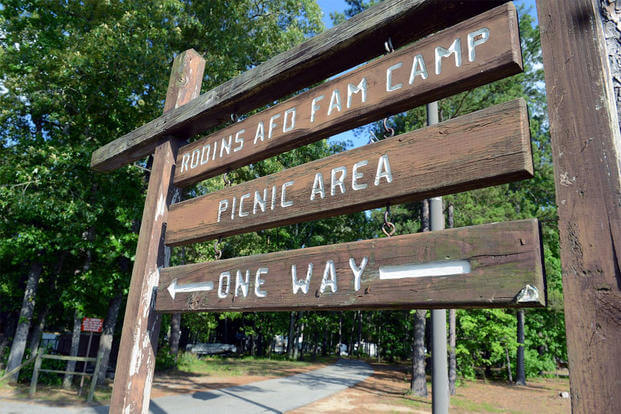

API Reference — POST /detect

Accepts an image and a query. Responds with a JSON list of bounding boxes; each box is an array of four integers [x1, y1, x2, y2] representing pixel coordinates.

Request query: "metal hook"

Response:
[[369, 130, 380, 143], [230, 113, 239, 123], [223, 172, 232, 187], [383, 118, 395, 138], [384, 37, 394, 54], [214, 237, 223, 260], [382, 204, 396, 237]]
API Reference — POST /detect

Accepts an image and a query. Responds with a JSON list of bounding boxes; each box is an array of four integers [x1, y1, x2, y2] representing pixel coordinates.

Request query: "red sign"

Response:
[[81, 317, 103, 333]]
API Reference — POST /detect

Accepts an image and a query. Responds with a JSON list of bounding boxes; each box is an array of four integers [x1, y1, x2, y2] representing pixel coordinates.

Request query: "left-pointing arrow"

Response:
[[167, 278, 214, 300]]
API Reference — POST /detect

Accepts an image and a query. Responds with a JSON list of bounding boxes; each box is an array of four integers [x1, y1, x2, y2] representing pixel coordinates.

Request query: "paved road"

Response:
[[0, 359, 372, 414]]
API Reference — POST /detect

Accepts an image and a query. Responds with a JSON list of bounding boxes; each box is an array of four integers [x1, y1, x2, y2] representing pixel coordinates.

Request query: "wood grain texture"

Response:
[[156, 219, 545, 312], [90, 0, 509, 172], [537, 0, 621, 412], [174, 3, 522, 187], [166, 99, 533, 246], [109, 50, 205, 414]]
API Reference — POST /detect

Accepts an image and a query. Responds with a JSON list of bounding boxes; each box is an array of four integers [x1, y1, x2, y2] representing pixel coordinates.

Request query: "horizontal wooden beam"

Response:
[[166, 98, 532, 246], [90, 0, 509, 172], [156, 219, 546, 312], [173, 3, 522, 186]]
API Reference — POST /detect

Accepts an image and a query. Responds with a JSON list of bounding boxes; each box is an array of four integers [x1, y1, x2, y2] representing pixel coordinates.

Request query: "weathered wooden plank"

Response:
[[174, 3, 522, 187], [156, 219, 545, 312], [40, 355, 97, 362], [166, 98, 532, 246], [90, 0, 509, 172], [537, 0, 621, 412], [109, 50, 205, 414]]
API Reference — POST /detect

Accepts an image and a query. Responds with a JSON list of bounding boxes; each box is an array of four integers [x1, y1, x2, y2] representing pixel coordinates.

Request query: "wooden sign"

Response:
[[173, 3, 521, 187], [166, 99, 532, 246], [81, 317, 104, 333], [157, 219, 545, 312]]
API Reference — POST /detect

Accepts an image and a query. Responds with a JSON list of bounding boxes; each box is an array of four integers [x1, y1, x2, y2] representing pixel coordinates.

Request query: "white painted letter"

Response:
[[347, 78, 367, 108], [220, 135, 232, 157], [374, 154, 393, 186], [253, 188, 267, 214], [190, 148, 200, 169], [181, 152, 190, 173], [281, 181, 294, 207], [386, 62, 403, 92], [328, 89, 342, 116], [331, 166, 347, 196], [235, 270, 250, 297], [283, 107, 296, 132], [231, 196, 236, 220], [255, 268, 268, 298], [233, 129, 245, 152], [320, 260, 337, 293], [217, 199, 229, 222], [435, 38, 462, 75], [310, 95, 324, 123], [271, 185, 277, 210], [349, 257, 368, 292], [310, 172, 325, 200], [268, 113, 281, 139], [218, 272, 230, 298], [200, 144, 211, 165], [467, 28, 489, 62], [254, 121, 265, 144], [291, 263, 313, 295], [352, 160, 368, 191], [239, 193, 250, 217], [409, 54, 428, 84]]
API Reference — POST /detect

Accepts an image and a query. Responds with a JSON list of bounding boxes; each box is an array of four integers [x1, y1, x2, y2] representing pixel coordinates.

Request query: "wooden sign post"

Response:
[[536, 0, 621, 411], [108, 50, 205, 413]]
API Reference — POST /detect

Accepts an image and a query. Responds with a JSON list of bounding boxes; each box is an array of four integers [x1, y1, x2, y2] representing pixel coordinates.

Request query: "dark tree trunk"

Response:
[[348, 312, 357, 356], [506, 346, 513, 382], [287, 312, 296, 359], [169, 313, 181, 356], [411, 309, 428, 396], [28, 304, 50, 355], [63, 310, 82, 389], [357, 311, 362, 357], [96, 292, 123, 385], [448, 309, 457, 395], [0, 312, 17, 364], [516, 309, 526, 385], [6, 261, 42, 382]]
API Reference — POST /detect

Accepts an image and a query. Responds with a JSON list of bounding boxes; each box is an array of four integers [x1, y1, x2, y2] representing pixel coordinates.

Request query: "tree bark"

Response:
[[506, 346, 513, 382], [63, 310, 82, 389], [0, 312, 17, 365], [96, 292, 123, 385], [28, 304, 50, 355], [516, 309, 526, 385], [357, 311, 362, 357], [169, 313, 181, 356], [6, 261, 42, 382], [411, 309, 428, 396], [287, 311, 296, 359], [448, 309, 457, 395]]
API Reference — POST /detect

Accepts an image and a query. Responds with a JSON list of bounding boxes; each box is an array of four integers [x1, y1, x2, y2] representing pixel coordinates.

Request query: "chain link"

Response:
[[382, 204, 396, 237]]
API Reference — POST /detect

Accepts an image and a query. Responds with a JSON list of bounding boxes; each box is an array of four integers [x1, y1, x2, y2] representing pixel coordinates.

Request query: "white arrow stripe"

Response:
[[167, 278, 214, 300], [379, 260, 470, 279]]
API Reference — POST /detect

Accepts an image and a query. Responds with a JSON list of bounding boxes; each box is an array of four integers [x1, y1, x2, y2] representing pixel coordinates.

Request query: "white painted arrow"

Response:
[[167, 278, 214, 300]]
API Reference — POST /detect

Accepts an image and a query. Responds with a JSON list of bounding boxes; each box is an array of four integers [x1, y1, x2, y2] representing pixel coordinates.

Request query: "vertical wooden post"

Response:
[[87, 350, 103, 403], [537, 0, 621, 412], [109, 49, 205, 414], [29, 351, 42, 398]]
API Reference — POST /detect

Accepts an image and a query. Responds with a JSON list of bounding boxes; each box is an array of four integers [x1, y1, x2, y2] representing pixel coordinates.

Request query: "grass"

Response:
[[451, 396, 524, 414], [174, 353, 331, 377]]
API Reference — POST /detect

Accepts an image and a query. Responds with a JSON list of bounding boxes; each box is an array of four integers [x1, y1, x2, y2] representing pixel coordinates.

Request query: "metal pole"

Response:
[[427, 101, 449, 414]]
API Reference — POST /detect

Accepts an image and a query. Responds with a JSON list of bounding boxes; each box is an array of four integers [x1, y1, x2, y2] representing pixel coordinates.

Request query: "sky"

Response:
[[315, 0, 540, 148]]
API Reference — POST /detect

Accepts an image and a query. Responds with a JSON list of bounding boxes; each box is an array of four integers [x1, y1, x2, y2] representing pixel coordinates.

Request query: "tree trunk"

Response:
[[287, 312, 296, 359], [6, 261, 42, 382], [96, 292, 123, 385], [448, 309, 457, 395], [411, 309, 428, 396], [169, 313, 181, 356], [0, 312, 17, 364], [516, 309, 526, 385], [348, 311, 357, 356], [63, 310, 82, 389], [28, 304, 50, 355], [357, 311, 362, 357], [506, 346, 513, 382]]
